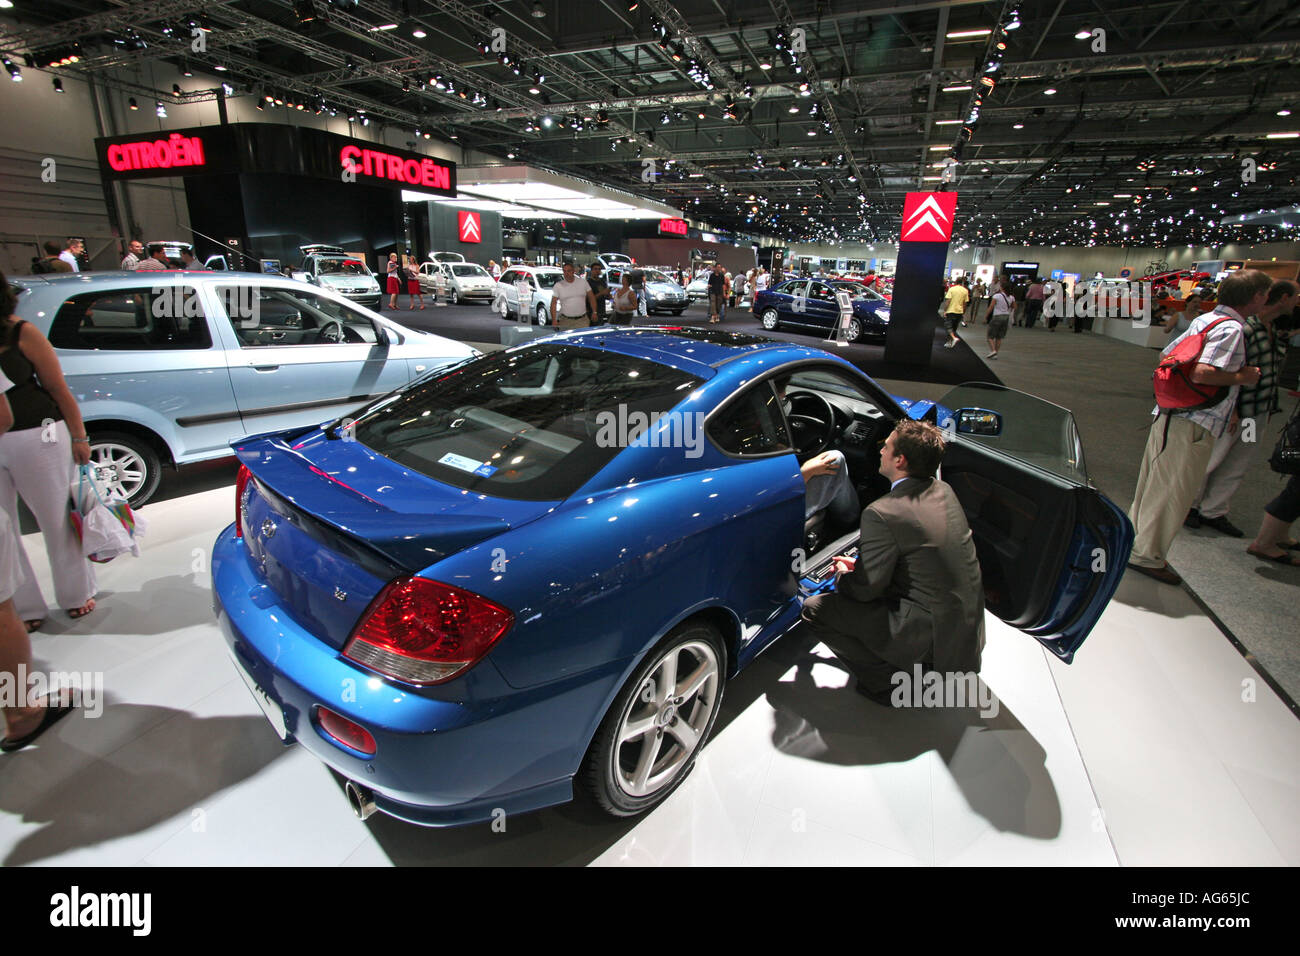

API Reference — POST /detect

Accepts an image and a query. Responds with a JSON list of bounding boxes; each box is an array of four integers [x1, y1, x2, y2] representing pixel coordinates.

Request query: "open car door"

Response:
[[934, 382, 1133, 662]]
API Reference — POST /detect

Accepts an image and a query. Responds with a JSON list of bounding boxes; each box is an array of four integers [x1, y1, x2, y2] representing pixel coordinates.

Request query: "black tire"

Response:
[[536, 304, 549, 326], [88, 430, 163, 506], [450, 288, 460, 305], [580, 621, 725, 817], [670, 309, 685, 316], [760, 308, 781, 331]]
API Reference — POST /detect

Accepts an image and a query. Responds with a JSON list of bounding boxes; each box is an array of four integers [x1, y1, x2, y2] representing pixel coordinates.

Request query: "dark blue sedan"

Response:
[[212, 327, 1132, 827], [753, 278, 891, 342]]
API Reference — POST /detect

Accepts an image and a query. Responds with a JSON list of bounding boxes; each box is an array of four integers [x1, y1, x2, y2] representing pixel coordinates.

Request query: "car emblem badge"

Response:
[[334, 587, 348, 602], [260, 518, 277, 540]]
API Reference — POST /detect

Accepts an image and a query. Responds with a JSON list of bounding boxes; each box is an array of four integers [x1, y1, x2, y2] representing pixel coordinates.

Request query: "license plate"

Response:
[[227, 645, 291, 741]]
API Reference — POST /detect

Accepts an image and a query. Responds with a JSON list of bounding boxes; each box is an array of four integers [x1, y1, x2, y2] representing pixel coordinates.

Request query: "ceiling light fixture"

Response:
[[946, 28, 991, 39]]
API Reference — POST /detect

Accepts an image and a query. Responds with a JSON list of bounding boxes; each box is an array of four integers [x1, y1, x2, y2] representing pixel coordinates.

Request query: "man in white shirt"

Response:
[[59, 238, 84, 272], [1127, 270, 1268, 584], [552, 261, 596, 330], [121, 240, 144, 271]]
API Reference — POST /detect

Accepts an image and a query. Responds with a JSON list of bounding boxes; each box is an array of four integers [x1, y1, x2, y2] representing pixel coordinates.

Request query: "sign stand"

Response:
[[515, 279, 532, 324], [434, 270, 447, 307]]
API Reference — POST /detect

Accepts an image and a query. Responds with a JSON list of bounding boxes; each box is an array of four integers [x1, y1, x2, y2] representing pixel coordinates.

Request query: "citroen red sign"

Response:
[[458, 211, 482, 243], [106, 133, 206, 172], [658, 218, 688, 236], [339, 145, 452, 190], [900, 192, 958, 242]]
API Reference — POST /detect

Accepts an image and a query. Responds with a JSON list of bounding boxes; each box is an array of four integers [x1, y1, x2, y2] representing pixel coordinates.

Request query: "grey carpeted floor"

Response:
[[878, 319, 1298, 708]]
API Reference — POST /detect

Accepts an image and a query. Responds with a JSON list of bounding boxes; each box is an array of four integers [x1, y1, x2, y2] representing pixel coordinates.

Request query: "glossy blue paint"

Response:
[[751, 278, 891, 341], [212, 328, 1133, 826]]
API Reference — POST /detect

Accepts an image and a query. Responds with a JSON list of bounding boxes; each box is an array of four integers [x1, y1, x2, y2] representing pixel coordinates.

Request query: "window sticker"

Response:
[[438, 452, 495, 476]]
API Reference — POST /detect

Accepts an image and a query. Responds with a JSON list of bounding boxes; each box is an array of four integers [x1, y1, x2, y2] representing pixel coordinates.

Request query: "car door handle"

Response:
[[251, 365, 280, 372]]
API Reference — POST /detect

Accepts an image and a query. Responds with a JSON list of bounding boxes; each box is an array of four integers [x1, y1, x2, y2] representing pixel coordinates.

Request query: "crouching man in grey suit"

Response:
[[801, 420, 985, 704]]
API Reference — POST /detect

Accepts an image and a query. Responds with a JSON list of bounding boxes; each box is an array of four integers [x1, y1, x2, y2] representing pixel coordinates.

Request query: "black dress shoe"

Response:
[[1183, 508, 1202, 529], [1200, 514, 1245, 538]]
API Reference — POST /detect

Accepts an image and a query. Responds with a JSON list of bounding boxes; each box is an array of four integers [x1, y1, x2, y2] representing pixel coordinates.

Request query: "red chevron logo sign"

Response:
[[900, 192, 958, 242], [458, 211, 482, 243]]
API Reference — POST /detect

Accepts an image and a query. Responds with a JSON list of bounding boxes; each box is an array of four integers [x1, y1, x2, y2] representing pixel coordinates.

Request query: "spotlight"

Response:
[[627, 1, 638, 10], [255, 98, 265, 110], [172, 83, 182, 96], [128, 97, 139, 110], [412, 24, 427, 38], [3, 59, 20, 81], [222, 82, 234, 96], [52, 77, 64, 93], [292, 0, 317, 23], [531, 1, 546, 17], [156, 101, 167, 117], [660, 110, 671, 124], [181, 61, 193, 77]]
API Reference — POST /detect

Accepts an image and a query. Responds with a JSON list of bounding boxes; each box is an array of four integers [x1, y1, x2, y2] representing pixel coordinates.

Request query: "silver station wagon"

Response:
[[12, 272, 476, 504]]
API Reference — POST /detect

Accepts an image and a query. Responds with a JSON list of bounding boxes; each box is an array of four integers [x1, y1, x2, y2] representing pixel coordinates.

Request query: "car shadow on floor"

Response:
[[355, 623, 1059, 865], [0, 704, 293, 866]]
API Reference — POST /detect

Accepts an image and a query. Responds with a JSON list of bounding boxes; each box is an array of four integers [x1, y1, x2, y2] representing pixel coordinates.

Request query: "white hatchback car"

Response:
[[495, 265, 566, 324], [417, 261, 497, 304]]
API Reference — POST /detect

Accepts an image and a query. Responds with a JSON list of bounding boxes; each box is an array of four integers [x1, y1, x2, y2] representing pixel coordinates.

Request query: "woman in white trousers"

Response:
[[0, 273, 96, 631]]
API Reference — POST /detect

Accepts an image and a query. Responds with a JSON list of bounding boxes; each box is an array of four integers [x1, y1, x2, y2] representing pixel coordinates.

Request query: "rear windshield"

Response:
[[350, 344, 704, 500]]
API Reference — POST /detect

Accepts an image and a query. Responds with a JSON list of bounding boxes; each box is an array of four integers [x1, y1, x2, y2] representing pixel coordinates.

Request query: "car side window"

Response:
[[47, 287, 213, 351], [708, 381, 791, 457], [810, 281, 834, 300], [217, 285, 381, 347]]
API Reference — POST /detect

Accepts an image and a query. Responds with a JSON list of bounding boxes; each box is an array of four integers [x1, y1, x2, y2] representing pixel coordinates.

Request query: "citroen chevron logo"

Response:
[[900, 192, 957, 242], [459, 211, 482, 242]]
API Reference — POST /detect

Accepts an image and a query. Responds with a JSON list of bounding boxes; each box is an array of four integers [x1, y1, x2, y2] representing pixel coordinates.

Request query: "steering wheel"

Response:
[[786, 391, 837, 457], [315, 319, 345, 344]]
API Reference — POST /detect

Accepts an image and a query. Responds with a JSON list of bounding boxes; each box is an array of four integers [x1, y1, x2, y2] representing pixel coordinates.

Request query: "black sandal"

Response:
[[1, 697, 77, 753]]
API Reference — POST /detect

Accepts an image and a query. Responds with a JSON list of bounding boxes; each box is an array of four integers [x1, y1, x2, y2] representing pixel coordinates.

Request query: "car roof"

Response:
[[527, 326, 830, 377]]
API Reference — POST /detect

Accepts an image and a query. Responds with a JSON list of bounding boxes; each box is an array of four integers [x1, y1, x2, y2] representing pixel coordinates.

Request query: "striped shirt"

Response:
[[1237, 316, 1281, 421], [1155, 305, 1247, 437]]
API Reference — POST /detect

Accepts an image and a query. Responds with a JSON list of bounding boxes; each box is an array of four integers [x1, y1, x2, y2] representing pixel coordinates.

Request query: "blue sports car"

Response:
[[753, 278, 891, 342], [212, 327, 1132, 826]]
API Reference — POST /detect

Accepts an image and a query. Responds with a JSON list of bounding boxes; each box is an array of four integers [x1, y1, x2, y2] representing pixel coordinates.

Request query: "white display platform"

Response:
[[1, 485, 1294, 866], [1094, 315, 1169, 348]]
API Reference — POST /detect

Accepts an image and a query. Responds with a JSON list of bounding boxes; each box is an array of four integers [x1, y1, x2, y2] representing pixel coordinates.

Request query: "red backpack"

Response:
[[1153, 314, 1239, 411]]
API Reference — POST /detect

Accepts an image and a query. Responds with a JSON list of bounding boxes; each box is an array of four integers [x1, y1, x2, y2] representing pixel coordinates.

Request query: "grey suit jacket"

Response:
[[836, 476, 985, 673]]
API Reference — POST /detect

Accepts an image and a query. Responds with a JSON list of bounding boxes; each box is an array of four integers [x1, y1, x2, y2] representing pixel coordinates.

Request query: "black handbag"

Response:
[[1269, 400, 1300, 475]]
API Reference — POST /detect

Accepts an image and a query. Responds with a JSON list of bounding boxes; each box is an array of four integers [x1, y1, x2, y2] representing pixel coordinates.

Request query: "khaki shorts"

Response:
[[988, 315, 1009, 338]]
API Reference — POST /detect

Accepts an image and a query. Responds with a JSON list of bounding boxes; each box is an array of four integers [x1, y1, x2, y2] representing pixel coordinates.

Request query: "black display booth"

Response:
[[95, 123, 459, 271]]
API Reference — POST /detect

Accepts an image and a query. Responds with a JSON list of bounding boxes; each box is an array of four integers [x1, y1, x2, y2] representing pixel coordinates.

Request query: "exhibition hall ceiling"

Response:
[[3, 0, 1299, 247]]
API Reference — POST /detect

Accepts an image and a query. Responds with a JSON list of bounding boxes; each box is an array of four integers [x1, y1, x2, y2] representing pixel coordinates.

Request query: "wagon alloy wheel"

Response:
[[761, 308, 780, 330], [846, 317, 862, 341], [88, 431, 162, 506], [582, 623, 725, 816]]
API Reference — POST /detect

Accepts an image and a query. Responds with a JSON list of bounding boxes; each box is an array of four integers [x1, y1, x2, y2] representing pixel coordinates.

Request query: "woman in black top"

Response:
[[0, 271, 97, 630]]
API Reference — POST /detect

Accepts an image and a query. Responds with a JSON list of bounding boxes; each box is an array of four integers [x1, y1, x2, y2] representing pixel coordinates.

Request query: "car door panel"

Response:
[[939, 438, 1132, 661], [217, 285, 408, 436]]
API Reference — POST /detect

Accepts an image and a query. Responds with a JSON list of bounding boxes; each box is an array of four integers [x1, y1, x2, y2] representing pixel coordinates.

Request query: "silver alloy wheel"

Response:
[[450, 287, 459, 305], [846, 317, 862, 340], [90, 441, 149, 500], [761, 309, 780, 330], [614, 640, 720, 798], [537, 304, 549, 326]]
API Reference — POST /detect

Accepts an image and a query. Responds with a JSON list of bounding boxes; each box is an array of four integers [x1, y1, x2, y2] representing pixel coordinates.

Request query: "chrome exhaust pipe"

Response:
[[345, 780, 377, 821]]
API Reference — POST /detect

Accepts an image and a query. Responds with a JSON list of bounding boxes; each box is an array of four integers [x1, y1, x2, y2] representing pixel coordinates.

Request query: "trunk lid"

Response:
[[235, 431, 554, 648]]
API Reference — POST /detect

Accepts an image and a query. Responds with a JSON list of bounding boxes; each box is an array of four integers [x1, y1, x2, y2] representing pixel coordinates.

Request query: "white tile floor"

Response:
[[1, 486, 1295, 866]]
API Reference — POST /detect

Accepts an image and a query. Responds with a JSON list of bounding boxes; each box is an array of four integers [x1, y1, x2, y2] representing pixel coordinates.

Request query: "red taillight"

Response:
[[316, 706, 377, 756], [234, 465, 252, 538], [343, 577, 513, 685]]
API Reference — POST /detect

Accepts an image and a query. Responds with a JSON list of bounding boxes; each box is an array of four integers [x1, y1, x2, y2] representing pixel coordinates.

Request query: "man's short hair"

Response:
[[1266, 279, 1298, 305], [892, 420, 945, 479], [1218, 269, 1271, 307], [147, 242, 167, 256], [66, 237, 82, 248]]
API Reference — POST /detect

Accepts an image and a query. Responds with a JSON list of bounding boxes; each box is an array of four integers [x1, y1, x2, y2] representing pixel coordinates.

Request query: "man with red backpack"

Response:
[[1127, 270, 1270, 584]]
